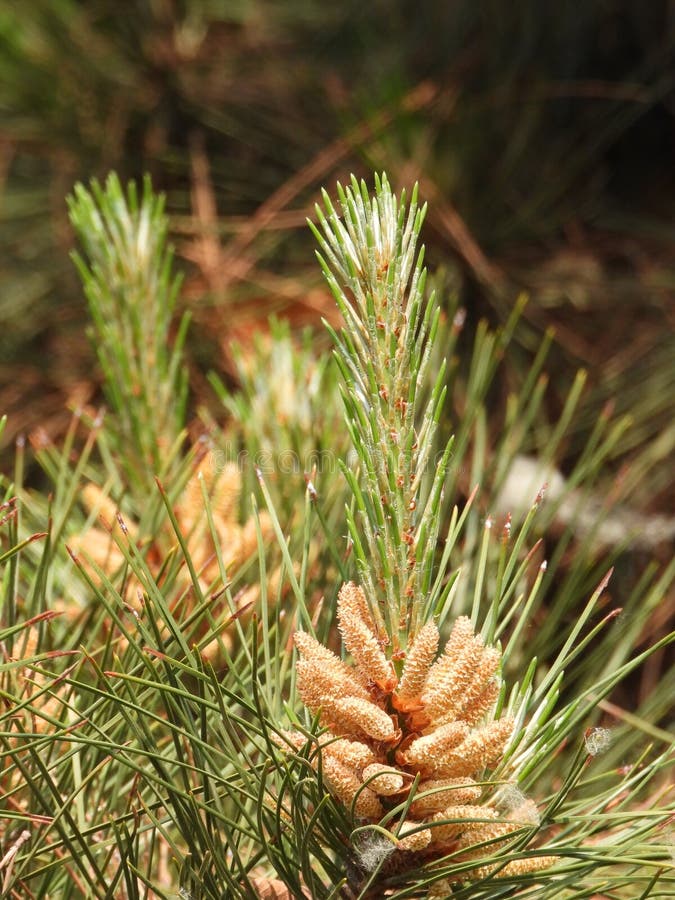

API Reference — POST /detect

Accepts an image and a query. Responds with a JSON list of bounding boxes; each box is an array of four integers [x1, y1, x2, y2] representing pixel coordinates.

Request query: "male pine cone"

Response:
[[276, 583, 556, 878]]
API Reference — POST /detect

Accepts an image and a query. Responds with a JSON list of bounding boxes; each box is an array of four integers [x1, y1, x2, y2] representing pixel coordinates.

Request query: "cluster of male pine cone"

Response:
[[277, 582, 557, 882], [74, 453, 281, 658]]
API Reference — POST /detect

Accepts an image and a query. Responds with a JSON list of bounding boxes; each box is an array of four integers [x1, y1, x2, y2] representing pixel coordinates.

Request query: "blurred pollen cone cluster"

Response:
[[276, 582, 557, 879], [73, 454, 278, 657]]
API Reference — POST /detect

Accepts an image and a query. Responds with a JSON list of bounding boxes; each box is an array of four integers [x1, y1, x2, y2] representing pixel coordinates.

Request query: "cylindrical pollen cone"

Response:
[[394, 620, 440, 711], [421, 635, 484, 722], [338, 610, 397, 691], [440, 616, 475, 661], [429, 804, 498, 845], [362, 762, 405, 795], [400, 721, 468, 770], [433, 717, 514, 778], [332, 696, 397, 742], [321, 755, 383, 819], [409, 777, 482, 817], [293, 631, 370, 699], [81, 483, 138, 539], [479, 856, 560, 878], [296, 657, 370, 716], [322, 737, 376, 770], [337, 582, 381, 640], [396, 821, 432, 852]]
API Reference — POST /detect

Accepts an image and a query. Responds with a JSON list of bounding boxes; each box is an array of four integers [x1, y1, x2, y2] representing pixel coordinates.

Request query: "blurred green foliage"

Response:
[[1, 169, 672, 900]]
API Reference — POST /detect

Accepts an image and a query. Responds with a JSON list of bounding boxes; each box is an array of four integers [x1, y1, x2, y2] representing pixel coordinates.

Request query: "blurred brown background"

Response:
[[0, 0, 673, 513]]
